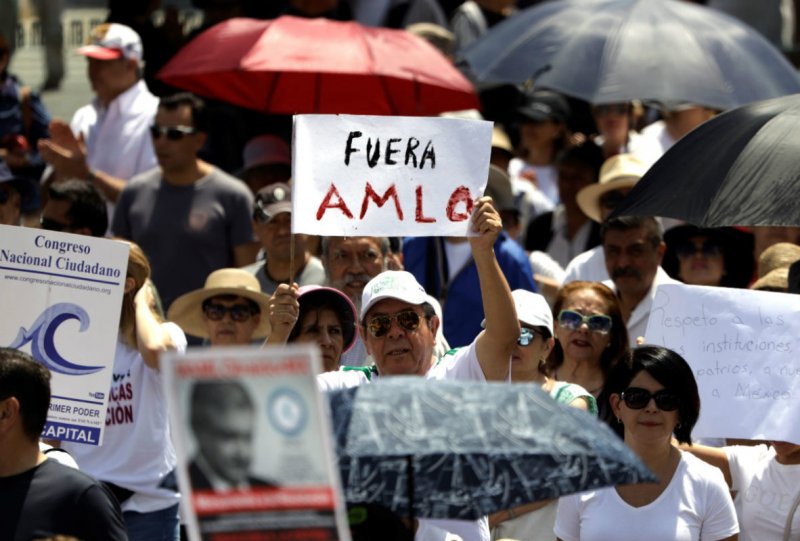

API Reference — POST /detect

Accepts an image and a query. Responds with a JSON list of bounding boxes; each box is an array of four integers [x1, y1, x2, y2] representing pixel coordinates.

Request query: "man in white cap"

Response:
[[38, 23, 158, 222], [318, 196, 519, 541]]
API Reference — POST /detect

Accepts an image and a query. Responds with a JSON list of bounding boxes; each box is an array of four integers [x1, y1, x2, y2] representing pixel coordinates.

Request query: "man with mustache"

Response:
[[601, 215, 679, 346], [320, 236, 391, 366]]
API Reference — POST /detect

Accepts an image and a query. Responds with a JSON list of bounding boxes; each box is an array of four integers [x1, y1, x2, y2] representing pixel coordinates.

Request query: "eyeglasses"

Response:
[[592, 103, 629, 116], [149, 125, 197, 141], [517, 327, 544, 347], [202, 302, 257, 322], [40, 216, 71, 232], [620, 387, 680, 411], [557, 309, 613, 334], [675, 241, 722, 259], [599, 189, 628, 210], [366, 310, 422, 338]]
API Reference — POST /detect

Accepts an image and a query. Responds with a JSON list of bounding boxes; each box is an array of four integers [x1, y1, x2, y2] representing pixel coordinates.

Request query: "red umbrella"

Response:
[[158, 16, 479, 116]]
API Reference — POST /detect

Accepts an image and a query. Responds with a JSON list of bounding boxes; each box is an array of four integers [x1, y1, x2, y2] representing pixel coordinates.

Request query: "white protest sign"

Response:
[[292, 114, 493, 236], [645, 283, 800, 443], [163, 345, 351, 541], [0, 225, 129, 445]]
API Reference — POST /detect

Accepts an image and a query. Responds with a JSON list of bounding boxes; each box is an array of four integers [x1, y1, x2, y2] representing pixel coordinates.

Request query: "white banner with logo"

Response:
[[0, 225, 129, 445], [292, 114, 493, 237]]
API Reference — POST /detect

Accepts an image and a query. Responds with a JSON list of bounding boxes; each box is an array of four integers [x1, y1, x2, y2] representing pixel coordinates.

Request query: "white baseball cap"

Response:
[[77, 23, 143, 63], [360, 271, 428, 320], [512, 289, 553, 335]]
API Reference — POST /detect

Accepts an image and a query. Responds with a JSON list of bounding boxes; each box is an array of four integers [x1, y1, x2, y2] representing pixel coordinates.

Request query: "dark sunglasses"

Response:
[[202, 302, 257, 322], [557, 309, 613, 334], [620, 387, 680, 411], [40, 216, 71, 232], [592, 103, 629, 116], [0, 187, 9, 205], [675, 241, 721, 259], [599, 189, 628, 210], [366, 310, 422, 338], [149, 125, 197, 141]]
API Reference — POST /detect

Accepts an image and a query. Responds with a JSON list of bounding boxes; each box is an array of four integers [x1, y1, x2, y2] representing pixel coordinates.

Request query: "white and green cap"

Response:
[[360, 271, 428, 320]]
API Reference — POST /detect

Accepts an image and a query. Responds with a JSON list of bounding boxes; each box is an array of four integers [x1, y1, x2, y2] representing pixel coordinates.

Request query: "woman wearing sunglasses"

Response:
[[168, 268, 272, 346], [662, 225, 755, 289], [490, 289, 598, 540], [62, 242, 188, 540], [546, 281, 628, 419], [266, 284, 357, 372], [555, 345, 739, 541]]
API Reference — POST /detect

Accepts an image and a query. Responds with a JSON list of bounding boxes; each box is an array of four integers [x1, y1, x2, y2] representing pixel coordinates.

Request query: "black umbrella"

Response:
[[612, 93, 800, 227], [459, 0, 800, 110], [328, 377, 655, 521]]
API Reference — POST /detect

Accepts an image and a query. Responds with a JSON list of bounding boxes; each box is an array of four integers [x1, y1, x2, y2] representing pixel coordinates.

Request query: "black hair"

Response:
[[604, 345, 700, 444], [158, 92, 208, 133], [47, 180, 108, 237], [190, 380, 253, 431], [600, 215, 663, 248], [556, 140, 604, 180], [0, 348, 51, 441]]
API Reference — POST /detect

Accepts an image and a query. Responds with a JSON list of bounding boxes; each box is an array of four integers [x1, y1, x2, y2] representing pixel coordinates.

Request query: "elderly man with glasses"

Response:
[[317, 196, 521, 541]]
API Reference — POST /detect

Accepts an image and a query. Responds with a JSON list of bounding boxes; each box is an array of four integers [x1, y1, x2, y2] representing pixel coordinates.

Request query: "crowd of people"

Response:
[[2, 1, 800, 541]]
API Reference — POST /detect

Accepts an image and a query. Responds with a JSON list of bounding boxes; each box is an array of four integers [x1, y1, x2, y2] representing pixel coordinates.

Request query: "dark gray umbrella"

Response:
[[612, 93, 800, 227], [328, 377, 654, 520], [458, 0, 800, 110]]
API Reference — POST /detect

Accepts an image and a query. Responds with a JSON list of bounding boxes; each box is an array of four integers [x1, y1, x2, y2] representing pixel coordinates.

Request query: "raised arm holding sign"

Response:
[[292, 114, 492, 237]]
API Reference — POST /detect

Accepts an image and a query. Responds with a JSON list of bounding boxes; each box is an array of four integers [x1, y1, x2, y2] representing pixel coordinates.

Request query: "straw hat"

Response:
[[576, 153, 649, 223], [757, 242, 800, 278], [167, 269, 272, 339], [751, 267, 789, 292]]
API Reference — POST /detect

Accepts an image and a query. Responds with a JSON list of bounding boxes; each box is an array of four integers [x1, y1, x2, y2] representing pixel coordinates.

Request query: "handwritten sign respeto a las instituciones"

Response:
[[644, 284, 800, 443], [292, 114, 493, 237]]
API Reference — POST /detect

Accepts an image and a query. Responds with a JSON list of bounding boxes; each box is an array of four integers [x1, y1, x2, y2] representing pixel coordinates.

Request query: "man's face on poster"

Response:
[[195, 406, 256, 486]]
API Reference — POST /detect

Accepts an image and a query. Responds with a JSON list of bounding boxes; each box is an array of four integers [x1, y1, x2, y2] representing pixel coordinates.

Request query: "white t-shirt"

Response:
[[63, 323, 187, 513], [555, 451, 739, 541], [563, 246, 609, 284], [726, 444, 800, 541]]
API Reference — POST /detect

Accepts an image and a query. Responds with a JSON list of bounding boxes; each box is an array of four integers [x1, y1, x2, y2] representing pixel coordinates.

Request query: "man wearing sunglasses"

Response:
[[112, 93, 259, 312], [319, 197, 520, 541], [168, 268, 271, 346], [38, 23, 158, 225]]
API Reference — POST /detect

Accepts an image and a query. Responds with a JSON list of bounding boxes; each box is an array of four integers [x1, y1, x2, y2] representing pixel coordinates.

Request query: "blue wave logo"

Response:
[[9, 303, 104, 375]]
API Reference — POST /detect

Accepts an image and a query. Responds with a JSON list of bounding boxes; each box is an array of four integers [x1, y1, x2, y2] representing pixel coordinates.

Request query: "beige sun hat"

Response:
[[751, 267, 789, 292], [167, 268, 272, 339], [576, 153, 650, 223], [757, 242, 800, 278]]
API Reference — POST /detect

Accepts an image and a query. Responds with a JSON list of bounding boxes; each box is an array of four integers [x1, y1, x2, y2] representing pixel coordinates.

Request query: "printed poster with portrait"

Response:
[[0, 225, 129, 445], [162, 345, 351, 541]]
